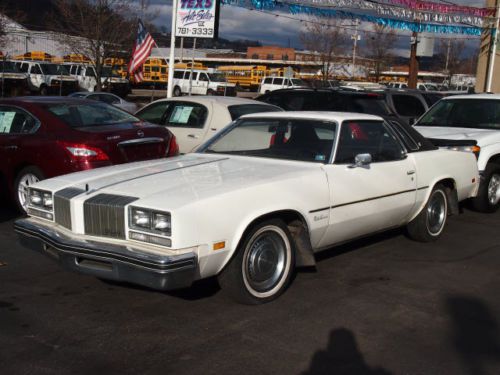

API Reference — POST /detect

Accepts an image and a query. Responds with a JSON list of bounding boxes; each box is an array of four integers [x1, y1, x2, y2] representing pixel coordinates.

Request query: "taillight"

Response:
[[57, 141, 109, 161], [166, 135, 179, 157]]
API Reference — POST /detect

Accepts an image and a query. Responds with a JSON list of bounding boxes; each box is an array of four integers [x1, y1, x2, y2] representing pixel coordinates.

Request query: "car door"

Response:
[[0, 105, 41, 185], [163, 101, 210, 153], [30, 64, 44, 90], [195, 72, 210, 95], [319, 120, 417, 247]]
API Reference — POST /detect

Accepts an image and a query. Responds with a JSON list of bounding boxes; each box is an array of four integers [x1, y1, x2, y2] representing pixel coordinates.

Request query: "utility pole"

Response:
[[351, 20, 360, 79], [486, 0, 500, 92], [408, 31, 419, 89], [445, 39, 451, 72], [167, 0, 178, 98]]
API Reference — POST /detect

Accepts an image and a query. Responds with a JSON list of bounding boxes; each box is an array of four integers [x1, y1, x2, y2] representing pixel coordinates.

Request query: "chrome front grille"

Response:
[[84, 194, 138, 239], [54, 187, 85, 230]]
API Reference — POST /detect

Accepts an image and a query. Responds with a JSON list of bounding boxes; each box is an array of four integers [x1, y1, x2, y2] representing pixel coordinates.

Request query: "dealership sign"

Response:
[[175, 0, 220, 38]]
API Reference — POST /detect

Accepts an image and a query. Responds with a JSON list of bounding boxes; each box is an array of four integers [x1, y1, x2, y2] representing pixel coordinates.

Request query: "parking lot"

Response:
[[1, 202, 500, 375]]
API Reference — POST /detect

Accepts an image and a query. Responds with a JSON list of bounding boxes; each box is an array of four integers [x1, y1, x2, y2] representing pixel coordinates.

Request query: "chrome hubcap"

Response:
[[487, 174, 500, 206], [243, 226, 289, 297], [18, 173, 39, 211], [426, 190, 447, 235]]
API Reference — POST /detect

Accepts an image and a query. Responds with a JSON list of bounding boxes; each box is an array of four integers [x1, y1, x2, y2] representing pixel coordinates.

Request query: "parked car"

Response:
[[15, 61, 79, 95], [256, 88, 406, 127], [171, 69, 236, 97], [135, 96, 282, 153], [15, 112, 479, 304], [66, 64, 130, 97], [0, 96, 178, 212], [414, 94, 500, 212], [0, 61, 30, 97], [69, 92, 137, 113], [258, 76, 308, 94]]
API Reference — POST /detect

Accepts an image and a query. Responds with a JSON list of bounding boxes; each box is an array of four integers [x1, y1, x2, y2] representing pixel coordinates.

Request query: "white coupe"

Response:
[[15, 112, 479, 304]]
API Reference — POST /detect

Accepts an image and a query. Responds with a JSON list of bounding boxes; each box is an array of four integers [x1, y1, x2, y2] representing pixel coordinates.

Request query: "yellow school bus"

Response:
[[13, 51, 53, 62], [64, 54, 92, 63], [104, 58, 129, 79], [217, 65, 268, 90]]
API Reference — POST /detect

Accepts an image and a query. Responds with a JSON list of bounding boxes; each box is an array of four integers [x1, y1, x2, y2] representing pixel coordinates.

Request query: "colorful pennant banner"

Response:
[[386, 0, 495, 18], [221, 0, 485, 35]]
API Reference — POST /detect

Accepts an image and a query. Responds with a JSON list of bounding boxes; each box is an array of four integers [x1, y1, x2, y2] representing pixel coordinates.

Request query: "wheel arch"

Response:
[[410, 177, 458, 222], [222, 209, 315, 273]]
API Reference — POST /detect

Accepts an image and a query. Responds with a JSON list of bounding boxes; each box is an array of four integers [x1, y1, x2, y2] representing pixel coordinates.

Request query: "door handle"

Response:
[[187, 134, 199, 139], [407, 170, 416, 175]]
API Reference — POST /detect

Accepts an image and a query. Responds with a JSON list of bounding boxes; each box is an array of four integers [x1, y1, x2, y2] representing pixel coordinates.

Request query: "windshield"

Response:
[[101, 66, 121, 78], [291, 78, 305, 86], [40, 64, 70, 76], [0, 61, 21, 73], [208, 73, 227, 82], [417, 99, 500, 129], [200, 118, 337, 163], [46, 102, 139, 127], [349, 96, 392, 116]]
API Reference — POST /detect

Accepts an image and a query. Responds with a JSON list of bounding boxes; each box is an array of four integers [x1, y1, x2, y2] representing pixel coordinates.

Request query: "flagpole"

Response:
[[167, 0, 178, 98]]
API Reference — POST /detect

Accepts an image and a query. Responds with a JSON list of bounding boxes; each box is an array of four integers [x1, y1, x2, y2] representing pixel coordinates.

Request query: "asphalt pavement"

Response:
[[1, 203, 500, 375]]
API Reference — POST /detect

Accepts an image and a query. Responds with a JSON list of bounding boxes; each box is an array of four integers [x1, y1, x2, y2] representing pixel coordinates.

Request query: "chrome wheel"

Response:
[[426, 190, 447, 236], [487, 174, 500, 206], [242, 225, 291, 298], [17, 173, 40, 211]]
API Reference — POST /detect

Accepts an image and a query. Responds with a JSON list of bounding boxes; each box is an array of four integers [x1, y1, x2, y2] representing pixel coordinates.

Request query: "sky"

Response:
[[144, 0, 487, 57]]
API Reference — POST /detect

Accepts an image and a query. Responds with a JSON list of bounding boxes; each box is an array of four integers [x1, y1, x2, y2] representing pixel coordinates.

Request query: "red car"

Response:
[[0, 97, 179, 212]]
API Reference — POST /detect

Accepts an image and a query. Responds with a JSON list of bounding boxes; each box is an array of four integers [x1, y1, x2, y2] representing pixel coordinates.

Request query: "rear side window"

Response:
[[47, 102, 139, 127], [173, 71, 184, 79], [0, 106, 39, 134], [392, 95, 426, 117], [136, 101, 170, 124], [164, 102, 208, 128], [274, 78, 284, 85], [228, 104, 282, 120], [350, 97, 392, 116], [263, 78, 272, 84]]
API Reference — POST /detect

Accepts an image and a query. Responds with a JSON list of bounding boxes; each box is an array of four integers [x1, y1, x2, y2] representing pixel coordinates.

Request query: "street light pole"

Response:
[[487, 0, 500, 92], [351, 20, 360, 79], [167, 0, 178, 98]]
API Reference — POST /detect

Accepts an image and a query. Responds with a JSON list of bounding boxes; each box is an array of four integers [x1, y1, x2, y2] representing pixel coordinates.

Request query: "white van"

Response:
[[66, 64, 130, 96], [15, 61, 78, 95], [258, 76, 307, 94], [171, 69, 236, 97]]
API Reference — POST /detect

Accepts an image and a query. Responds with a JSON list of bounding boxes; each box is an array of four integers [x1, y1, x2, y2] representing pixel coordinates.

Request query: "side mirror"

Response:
[[349, 153, 372, 168]]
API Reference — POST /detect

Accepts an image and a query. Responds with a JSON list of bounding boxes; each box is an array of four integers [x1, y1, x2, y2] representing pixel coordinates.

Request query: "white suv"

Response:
[[171, 69, 236, 97], [259, 76, 308, 94], [66, 64, 130, 96], [414, 94, 500, 212], [15, 61, 78, 95]]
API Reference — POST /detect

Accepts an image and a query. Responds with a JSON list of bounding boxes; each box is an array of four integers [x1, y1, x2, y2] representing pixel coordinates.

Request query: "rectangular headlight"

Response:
[[29, 188, 53, 212], [129, 207, 171, 237]]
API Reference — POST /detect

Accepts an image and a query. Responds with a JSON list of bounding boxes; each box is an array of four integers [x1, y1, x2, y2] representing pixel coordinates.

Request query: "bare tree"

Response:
[[0, 16, 6, 51], [300, 18, 348, 80], [365, 24, 397, 82], [52, 0, 137, 91]]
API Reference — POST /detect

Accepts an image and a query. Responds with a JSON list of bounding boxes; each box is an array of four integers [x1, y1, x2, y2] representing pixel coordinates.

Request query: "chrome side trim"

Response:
[[118, 137, 164, 147]]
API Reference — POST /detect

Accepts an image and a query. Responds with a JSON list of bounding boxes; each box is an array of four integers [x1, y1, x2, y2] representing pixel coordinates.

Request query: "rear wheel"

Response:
[[218, 219, 295, 304], [472, 163, 500, 213], [207, 89, 215, 96], [173, 86, 182, 97], [406, 184, 448, 242], [39, 85, 48, 96], [14, 166, 44, 213]]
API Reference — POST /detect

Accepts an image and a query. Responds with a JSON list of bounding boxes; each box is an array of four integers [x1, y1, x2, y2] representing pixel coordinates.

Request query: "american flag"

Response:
[[128, 20, 155, 82]]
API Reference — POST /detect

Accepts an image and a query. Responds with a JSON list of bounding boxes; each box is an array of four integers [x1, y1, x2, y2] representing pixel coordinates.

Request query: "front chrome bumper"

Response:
[[14, 218, 197, 291]]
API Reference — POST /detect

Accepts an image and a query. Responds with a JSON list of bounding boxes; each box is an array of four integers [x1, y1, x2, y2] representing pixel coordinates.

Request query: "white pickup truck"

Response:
[[415, 94, 500, 212]]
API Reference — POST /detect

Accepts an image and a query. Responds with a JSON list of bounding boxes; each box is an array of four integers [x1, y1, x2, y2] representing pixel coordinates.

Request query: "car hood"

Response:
[[37, 153, 320, 210], [414, 126, 500, 146]]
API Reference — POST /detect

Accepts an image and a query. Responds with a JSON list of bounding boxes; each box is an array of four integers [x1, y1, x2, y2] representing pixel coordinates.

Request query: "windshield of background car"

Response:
[[40, 64, 70, 76], [348, 96, 392, 116], [46, 102, 139, 127], [208, 73, 226, 82], [228, 104, 282, 120], [201, 118, 337, 163], [0, 62, 21, 73], [417, 99, 500, 129]]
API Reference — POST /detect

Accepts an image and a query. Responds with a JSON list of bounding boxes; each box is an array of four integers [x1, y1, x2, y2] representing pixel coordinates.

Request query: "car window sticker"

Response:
[[0, 112, 16, 133]]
